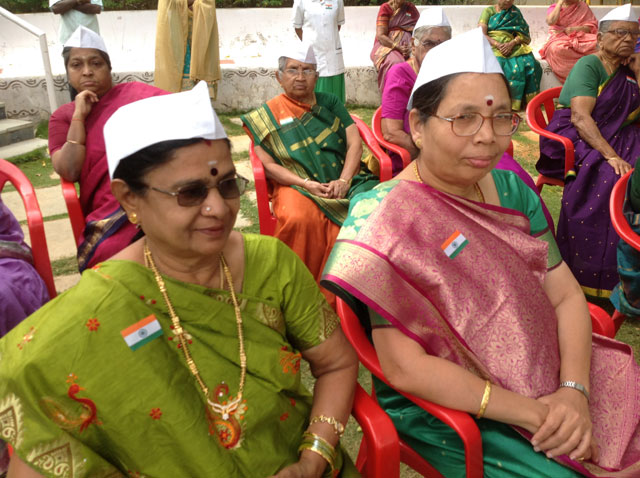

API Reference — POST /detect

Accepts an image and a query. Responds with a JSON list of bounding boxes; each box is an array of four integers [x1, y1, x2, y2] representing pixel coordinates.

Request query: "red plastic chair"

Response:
[[60, 178, 85, 247], [248, 115, 393, 235], [338, 298, 615, 477], [525, 87, 574, 192], [0, 159, 57, 299], [608, 169, 640, 333], [337, 298, 484, 478], [351, 383, 401, 478], [371, 107, 412, 177]]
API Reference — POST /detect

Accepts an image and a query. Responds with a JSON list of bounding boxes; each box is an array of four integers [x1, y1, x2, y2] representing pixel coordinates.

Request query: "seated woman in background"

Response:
[[370, 0, 419, 91], [48, 26, 167, 271], [3, 82, 359, 478], [539, 0, 597, 83], [381, 6, 452, 167], [323, 28, 640, 477], [479, 0, 541, 110], [537, 3, 640, 298], [0, 197, 49, 338]]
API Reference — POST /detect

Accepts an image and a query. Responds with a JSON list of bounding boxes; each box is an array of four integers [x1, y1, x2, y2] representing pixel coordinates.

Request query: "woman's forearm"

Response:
[[263, 162, 308, 187], [572, 112, 620, 160], [51, 118, 88, 182]]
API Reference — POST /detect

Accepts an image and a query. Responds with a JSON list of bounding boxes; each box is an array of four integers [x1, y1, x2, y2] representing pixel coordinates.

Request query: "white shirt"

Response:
[[50, 0, 102, 44], [292, 0, 345, 77]]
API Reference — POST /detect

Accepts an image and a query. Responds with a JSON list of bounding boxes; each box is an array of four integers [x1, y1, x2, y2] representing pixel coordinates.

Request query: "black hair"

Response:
[[112, 137, 232, 195], [411, 72, 512, 123]]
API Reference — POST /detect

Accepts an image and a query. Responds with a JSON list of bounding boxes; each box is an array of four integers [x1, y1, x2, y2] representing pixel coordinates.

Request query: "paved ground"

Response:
[[3, 133, 255, 294]]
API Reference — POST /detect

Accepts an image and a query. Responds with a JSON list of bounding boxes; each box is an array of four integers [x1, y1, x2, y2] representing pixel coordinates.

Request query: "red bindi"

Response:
[[486, 99, 493, 106], [210, 168, 218, 176]]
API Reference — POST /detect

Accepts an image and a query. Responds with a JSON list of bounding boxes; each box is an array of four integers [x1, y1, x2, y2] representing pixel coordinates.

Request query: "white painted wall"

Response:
[[0, 6, 617, 77]]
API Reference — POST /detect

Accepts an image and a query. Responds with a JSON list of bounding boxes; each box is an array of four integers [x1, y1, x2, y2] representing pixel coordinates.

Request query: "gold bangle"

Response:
[[309, 415, 345, 439], [299, 431, 336, 471], [338, 178, 351, 184], [66, 139, 85, 146], [476, 380, 492, 419]]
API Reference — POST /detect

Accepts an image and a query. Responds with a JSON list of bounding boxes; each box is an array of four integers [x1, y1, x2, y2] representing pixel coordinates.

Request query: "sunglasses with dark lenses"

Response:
[[150, 175, 249, 207]]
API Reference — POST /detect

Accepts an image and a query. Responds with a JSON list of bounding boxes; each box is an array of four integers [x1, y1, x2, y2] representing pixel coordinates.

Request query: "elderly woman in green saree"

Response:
[[1, 81, 359, 478], [323, 28, 640, 478], [479, 0, 542, 110]]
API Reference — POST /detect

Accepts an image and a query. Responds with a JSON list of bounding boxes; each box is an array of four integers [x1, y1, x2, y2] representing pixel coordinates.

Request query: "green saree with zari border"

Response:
[[0, 234, 358, 478]]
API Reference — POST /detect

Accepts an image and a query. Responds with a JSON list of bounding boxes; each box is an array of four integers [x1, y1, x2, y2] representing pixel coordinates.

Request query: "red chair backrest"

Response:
[[60, 179, 85, 247], [0, 159, 57, 299], [351, 115, 395, 182], [248, 141, 277, 236], [610, 170, 640, 251], [371, 107, 412, 175]]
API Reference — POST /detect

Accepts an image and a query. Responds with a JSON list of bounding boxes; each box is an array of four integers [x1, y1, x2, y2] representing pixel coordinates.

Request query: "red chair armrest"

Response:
[[351, 115, 394, 182], [248, 141, 277, 236], [351, 384, 400, 478], [587, 303, 616, 338], [610, 171, 640, 250]]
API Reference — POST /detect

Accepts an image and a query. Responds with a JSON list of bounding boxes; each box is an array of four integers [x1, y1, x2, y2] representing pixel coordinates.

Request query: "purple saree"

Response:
[[0, 198, 49, 337], [323, 180, 640, 476], [538, 66, 640, 296]]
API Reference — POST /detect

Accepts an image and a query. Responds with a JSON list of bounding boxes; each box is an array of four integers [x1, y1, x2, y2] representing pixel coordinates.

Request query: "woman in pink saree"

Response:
[[49, 27, 167, 271], [323, 29, 640, 477], [539, 0, 597, 83], [370, 0, 419, 91]]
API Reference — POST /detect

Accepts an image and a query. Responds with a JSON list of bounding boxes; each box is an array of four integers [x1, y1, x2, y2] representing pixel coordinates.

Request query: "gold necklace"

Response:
[[413, 161, 484, 202], [143, 241, 247, 421]]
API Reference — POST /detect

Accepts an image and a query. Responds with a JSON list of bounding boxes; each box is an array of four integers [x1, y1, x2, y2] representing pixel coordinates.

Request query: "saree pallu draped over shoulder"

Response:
[[538, 66, 640, 296], [322, 180, 640, 477], [0, 234, 357, 477]]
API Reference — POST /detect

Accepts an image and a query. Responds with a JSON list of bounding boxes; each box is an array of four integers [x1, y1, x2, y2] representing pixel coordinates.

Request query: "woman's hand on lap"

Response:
[[73, 89, 99, 120], [531, 388, 598, 462], [304, 180, 332, 198], [328, 179, 350, 199], [269, 453, 326, 478]]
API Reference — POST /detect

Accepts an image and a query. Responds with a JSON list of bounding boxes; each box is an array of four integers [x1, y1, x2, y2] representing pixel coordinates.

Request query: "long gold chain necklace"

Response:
[[413, 161, 484, 202], [143, 241, 247, 421]]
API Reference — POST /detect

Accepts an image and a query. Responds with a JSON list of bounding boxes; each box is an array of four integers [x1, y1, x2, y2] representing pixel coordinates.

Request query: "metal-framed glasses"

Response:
[[283, 68, 317, 77], [608, 28, 640, 39], [150, 175, 249, 207], [432, 112, 520, 136]]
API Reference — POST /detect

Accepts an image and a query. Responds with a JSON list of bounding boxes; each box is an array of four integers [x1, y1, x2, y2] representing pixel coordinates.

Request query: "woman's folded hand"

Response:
[[531, 388, 599, 462]]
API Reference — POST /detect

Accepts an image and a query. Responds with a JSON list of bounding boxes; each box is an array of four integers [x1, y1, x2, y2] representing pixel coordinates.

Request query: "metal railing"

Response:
[[0, 6, 58, 114]]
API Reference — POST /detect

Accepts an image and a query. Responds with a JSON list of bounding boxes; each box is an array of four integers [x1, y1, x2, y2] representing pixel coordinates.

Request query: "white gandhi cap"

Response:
[[407, 28, 503, 110], [104, 81, 227, 179]]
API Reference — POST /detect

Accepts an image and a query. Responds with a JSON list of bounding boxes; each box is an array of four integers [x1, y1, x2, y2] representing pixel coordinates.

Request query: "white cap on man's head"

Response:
[[281, 41, 317, 65], [63, 26, 108, 54], [414, 6, 451, 31], [104, 81, 227, 179], [407, 28, 503, 109], [599, 3, 638, 25]]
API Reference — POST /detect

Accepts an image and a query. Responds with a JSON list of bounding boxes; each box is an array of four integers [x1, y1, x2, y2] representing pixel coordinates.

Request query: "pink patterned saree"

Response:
[[322, 179, 640, 476]]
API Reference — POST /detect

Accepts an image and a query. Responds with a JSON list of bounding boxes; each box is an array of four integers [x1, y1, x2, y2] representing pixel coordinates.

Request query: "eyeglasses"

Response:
[[432, 112, 520, 136], [419, 39, 443, 49], [608, 28, 640, 39], [150, 176, 249, 207], [283, 68, 317, 77]]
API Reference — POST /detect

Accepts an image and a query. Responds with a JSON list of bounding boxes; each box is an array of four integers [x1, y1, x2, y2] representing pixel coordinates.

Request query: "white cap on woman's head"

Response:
[[104, 81, 227, 179], [414, 6, 451, 31], [63, 26, 108, 54], [407, 28, 503, 109], [599, 3, 638, 25], [281, 41, 316, 64]]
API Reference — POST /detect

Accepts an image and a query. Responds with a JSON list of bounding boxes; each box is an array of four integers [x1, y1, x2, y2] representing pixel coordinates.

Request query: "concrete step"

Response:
[[0, 118, 35, 147], [0, 138, 48, 160], [0, 102, 5, 120]]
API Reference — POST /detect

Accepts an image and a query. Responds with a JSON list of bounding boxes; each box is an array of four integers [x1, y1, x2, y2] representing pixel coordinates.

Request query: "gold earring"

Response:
[[415, 138, 422, 149], [129, 212, 138, 225]]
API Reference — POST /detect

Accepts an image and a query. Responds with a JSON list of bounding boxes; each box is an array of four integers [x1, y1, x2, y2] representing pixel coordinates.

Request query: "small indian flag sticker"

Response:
[[441, 230, 469, 259], [121, 315, 163, 351]]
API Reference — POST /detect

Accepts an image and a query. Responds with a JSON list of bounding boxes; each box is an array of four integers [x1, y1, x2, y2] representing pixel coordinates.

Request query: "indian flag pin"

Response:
[[121, 315, 163, 351], [441, 230, 469, 259]]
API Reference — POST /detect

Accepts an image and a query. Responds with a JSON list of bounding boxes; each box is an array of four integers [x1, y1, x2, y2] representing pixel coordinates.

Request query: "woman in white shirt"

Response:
[[292, 0, 346, 102]]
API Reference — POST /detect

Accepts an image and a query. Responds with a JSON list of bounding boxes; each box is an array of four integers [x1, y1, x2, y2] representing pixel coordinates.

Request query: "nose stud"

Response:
[[205, 206, 212, 212]]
